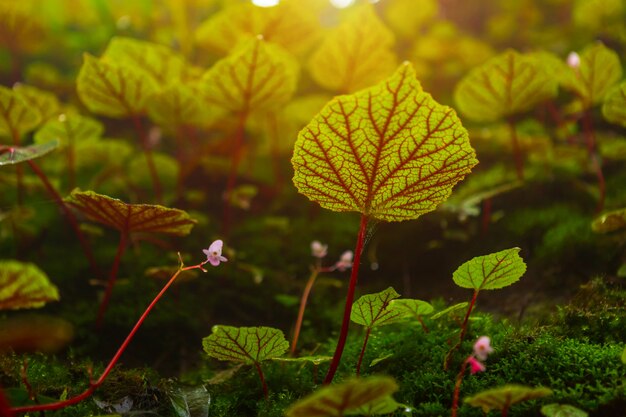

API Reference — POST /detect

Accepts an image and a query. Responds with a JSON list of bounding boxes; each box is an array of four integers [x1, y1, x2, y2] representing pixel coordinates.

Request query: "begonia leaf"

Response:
[[77, 53, 158, 118], [202, 325, 288, 365], [541, 403, 588, 417], [284, 376, 398, 417], [453, 248, 526, 291], [308, 4, 397, 93], [454, 49, 557, 122], [0, 260, 59, 310], [602, 82, 626, 127], [560, 42, 622, 108], [13, 84, 60, 122], [128, 152, 178, 191], [201, 37, 298, 114], [64, 189, 195, 236], [292, 62, 477, 222], [389, 299, 434, 320], [591, 208, 626, 233], [430, 302, 468, 320], [351, 287, 404, 328], [34, 113, 104, 148], [0, 315, 73, 353], [464, 384, 552, 413], [0, 3, 45, 53], [347, 395, 402, 415], [0, 140, 58, 166], [0, 85, 42, 140], [147, 82, 221, 130], [383, 0, 438, 39]]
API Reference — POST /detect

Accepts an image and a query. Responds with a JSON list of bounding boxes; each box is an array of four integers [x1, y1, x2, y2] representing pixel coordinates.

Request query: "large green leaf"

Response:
[[292, 62, 477, 222], [202, 325, 288, 365], [64, 189, 196, 236], [201, 37, 299, 114], [541, 403, 588, 417], [284, 376, 398, 417], [464, 384, 552, 413], [0, 260, 59, 310], [351, 287, 404, 328], [13, 84, 60, 122], [0, 85, 42, 140], [0, 140, 59, 166], [560, 42, 622, 108], [34, 113, 104, 148], [602, 82, 626, 127], [76, 53, 158, 118], [453, 248, 526, 290], [454, 49, 557, 122]]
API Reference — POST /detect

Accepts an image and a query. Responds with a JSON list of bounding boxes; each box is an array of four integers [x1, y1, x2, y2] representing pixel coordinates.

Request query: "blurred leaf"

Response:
[[273, 356, 332, 365], [347, 395, 402, 415], [34, 113, 104, 148], [602, 82, 626, 127], [0, 140, 58, 166], [453, 248, 526, 290], [464, 384, 552, 413], [369, 353, 393, 367], [591, 208, 626, 233], [573, 0, 624, 32], [13, 84, 60, 122], [202, 325, 288, 365], [309, 4, 396, 93], [0, 260, 59, 310], [430, 302, 468, 320], [167, 383, 210, 417], [541, 403, 588, 417], [74, 139, 133, 170], [383, 0, 437, 39], [0, 315, 73, 353], [351, 287, 404, 328], [147, 82, 222, 130], [0, 85, 42, 140], [128, 152, 178, 191], [0, 2, 45, 52]]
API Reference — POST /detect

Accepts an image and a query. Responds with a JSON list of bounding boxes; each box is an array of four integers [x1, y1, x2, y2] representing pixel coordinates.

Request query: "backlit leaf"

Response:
[[13, 84, 60, 122], [351, 287, 404, 328], [77, 53, 158, 118], [64, 189, 196, 236], [34, 113, 104, 148], [0, 3, 45, 52], [0, 140, 58, 166], [602, 82, 626, 127], [202, 325, 288, 365], [201, 37, 298, 114], [464, 384, 552, 413], [347, 395, 402, 415], [560, 43, 622, 108], [308, 4, 397, 93], [454, 49, 557, 122], [292, 63, 477, 222], [147, 82, 221, 130], [284, 376, 398, 417], [0, 260, 59, 310], [0, 85, 42, 140], [389, 299, 434, 319], [591, 208, 626, 233], [383, 0, 438, 39], [128, 152, 178, 191], [430, 302, 468, 320], [541, 403, 588, 417], [453, 248, 526, 290]]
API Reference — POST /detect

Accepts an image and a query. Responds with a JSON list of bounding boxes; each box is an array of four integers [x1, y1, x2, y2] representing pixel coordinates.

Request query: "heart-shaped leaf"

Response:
[[591, 208, 626, 233], [0, 260, 59, 310], [292, 62, 477, 222], [284, 376, 398, 417], [454, 49, 557, 122], [561, 42, 622, 108], [13, 84, 60, 122], [147, 83, 221, 130], [389, 299, 434, 319], [351, 287, 404, 328], [77, 53, 158, 118], [602, 82, 626, 127], [0, 140, 59, 166], [34, 113, 104, 148], [202, 325, 289, 365], [309, 4, 397, 93], [0, 85, 42, 140], [541, 403, 588, 417], [64, 189, 196, 236], [464, 384, 552, 413], [453, 248, 526, 291], [201, 37, 299, 114]]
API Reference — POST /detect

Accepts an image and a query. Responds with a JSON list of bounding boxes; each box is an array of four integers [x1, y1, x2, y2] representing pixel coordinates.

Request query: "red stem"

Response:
[[581, 110, 605, 213], [67, 139, 76, 191], [451, 358, 470, 417], [131, 116, 163, 204], [416, 315, 429, 333], [355, 327, 371, 376], [507, 118, 524, 181], [10, 128, 24, 207], [502, 401, 510, 417], [291, 267, 320, 355], [254, 362, 269, 401], [0, 385, 14, 417], [481, 198, 492, 235], [96, 232, 128, 328], [26, 160, 100, 277], [444, 290, 479, 370], [10, 262, 204, 414], [324, 214, 368, 384], [222, 111, 248, 236]]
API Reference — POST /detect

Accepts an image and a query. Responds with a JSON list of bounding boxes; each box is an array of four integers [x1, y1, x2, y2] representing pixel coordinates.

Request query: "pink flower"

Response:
[[467, 356, 486, 374], [203, 240, 228, 266], [311, 241, 328, 258], [335, 250, 354, 272], [567, 51, 580, 69], [473, 336, 494, 361]]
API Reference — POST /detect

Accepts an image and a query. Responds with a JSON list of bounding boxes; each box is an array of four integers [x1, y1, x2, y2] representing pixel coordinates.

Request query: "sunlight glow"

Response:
[[329, 0, 356, 8], [251, 0, 280, 7]]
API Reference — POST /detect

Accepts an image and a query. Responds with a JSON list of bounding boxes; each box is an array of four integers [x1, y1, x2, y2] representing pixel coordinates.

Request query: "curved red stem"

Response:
[[254, 362, 269, 401], [451, 358, 470, 417], [222, 111, 248, 236], [291, 267, 320, 355], [355, 327, 371, 376], [95, 232, 128, 327], [444, 290, 479, 370]]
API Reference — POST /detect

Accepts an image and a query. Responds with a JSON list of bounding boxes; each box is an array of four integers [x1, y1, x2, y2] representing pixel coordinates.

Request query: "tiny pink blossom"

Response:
[[567, 51, 580, 69], [467, 356, 486, 374], [335, 250, 354, 272], [203, 240, 228, 266], [311, 241, 328, 258], [473, 336, 494, 361]]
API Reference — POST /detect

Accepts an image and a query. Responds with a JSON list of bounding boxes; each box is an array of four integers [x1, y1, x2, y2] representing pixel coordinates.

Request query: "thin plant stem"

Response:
[[131, 115, 163, 204], [416, 315, 429, 333], [502, 401, 511, 417], [222, 111, 248, 236], [481, 198, 492, 234], [66, 139, 76, 191], [581, 109, 605, 212], [355, 327, 372, 376], [507, 117, 524, 181], [450, 357, 470, 417], [267, 112, 283, 190], [444, 290, 479, 370], [20, 360, 35, 403], [291, 260, 322, 355], [10, 259, 207, 414], [254, 362, 269, 401], [9, 128, 24, 207], [0, 385, 14, 417], [96, 232, 128, 328], [324, 214, 369, 384]]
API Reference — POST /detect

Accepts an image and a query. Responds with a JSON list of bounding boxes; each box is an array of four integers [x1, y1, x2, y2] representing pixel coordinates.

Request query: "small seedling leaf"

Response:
[[369, 353, 394, 367], [292, 62, 477, 222], [0, 260, 59, 310], [454, 49, 557, 122], [464, 384, 552, 413], [389, 299, 434, 319], [285, 376, 398, 417], [351, 287, 404, 327], [273, 356, 332, 365], [0, 140, 59, 166], [34, 113, 104, 148], [309, 4, 397, 93], [430, 302, 468, 320], [453, 248, 526, 290], [541, 403, 588, 417], [602, 82, 626, 127], [64, 189, 196, 236], [13, 84, 60, 122], [0, 85, 42, 139], [202, 326, 289, 365], [591, 208, 626, 233]]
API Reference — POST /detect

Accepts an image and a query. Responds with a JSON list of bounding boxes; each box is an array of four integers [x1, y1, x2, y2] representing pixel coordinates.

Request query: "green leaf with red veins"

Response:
[[34, 113, 104, 148], [453, 247, 526, 291], [292, 62, 478, 222], [465, 385, 552, 413], [13, 84, 61, 122], [389, 298, 434, 319], [0, 260, 59, 310], [0, 85, 42, 140], [202, 326, 289, 365], [602, 82, 626, 127], [0, 140, 58, 166], [351, 287, 404, 328]]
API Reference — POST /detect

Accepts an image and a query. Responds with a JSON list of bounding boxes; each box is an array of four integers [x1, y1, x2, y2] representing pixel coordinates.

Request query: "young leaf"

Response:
[[430, 302, 468, 320], [591, 208, 626, 233], [292, 62, 478, 222], [201, 37, 299, 114], [202, 325, 289, 365], [0, 85, 42, 140], [351, 287, 404, 328], [0, 260, 59, 310], [272, 356, 332, 365], [541, 403, 588, 417], [347, 395, 402, 415], [464, 384, 552, 413], [147, 83, 221, 130], [602, 82, 626, 127], [453, 248, 526, 290], [64, 189, 196, 236], [389, 299, 434, 319], [13, 84, 60, 122], [308, 4, 397, 93], [76, 53, 158, 118], [284, 376, 398, 417], [0, 140, 59, 166], [34, 113, 104, 148], [454, 49, 557, 122]]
